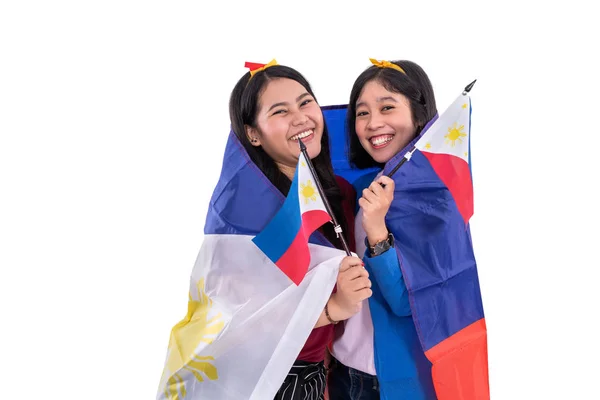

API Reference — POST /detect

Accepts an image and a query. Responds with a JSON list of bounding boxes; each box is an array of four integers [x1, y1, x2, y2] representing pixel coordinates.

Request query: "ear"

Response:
[[245, 125, 261, 147]]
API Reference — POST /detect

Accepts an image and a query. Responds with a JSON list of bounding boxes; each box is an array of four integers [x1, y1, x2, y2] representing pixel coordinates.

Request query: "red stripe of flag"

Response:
[[422, 152, 474, 224], [275, 209, 331, 285], [425, 318, 489, 399]]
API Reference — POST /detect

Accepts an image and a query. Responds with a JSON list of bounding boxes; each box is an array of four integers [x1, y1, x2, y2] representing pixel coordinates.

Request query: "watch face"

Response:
[[371, 234, 393, 256]]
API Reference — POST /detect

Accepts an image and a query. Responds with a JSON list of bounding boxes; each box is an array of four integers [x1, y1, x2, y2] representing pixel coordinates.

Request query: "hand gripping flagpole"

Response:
[[299, 140, 352, 256], [385, 79, 477, 179]]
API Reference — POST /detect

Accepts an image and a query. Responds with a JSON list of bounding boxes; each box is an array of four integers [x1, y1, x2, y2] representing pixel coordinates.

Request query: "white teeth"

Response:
[[371, 135, 393, 146], [291, 130, 313, 141]]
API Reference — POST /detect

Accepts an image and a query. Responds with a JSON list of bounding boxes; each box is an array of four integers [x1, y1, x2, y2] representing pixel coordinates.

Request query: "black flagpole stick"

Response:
[[385, 79, 477, 179], [385, 146, 416, 179], [299, 139, 352, 256], [463, 79, 477, 95]]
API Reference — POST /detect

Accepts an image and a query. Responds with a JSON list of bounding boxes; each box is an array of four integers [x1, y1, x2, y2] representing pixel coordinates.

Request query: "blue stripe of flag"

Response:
[[252, 168, 302, 263]]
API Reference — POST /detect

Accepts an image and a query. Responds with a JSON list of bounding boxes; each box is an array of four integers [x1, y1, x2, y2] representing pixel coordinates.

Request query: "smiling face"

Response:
[[245, 78, 324, 172], [354, 79, 418, 164]]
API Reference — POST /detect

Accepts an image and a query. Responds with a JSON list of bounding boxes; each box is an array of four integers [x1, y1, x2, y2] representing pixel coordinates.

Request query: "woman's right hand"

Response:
[[359, 175, 395, 246], [328, 256, 372, 321]]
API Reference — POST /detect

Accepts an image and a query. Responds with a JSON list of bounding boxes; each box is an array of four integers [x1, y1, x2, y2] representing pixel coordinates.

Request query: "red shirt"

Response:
[[297, 176, 356, 362]]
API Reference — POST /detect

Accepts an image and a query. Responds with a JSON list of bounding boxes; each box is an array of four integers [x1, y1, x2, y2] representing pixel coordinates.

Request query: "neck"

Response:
[[276, 162, 296, 181]]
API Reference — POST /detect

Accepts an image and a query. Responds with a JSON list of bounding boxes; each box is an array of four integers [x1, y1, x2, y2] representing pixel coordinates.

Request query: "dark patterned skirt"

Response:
[[274, 360, 326, 400]]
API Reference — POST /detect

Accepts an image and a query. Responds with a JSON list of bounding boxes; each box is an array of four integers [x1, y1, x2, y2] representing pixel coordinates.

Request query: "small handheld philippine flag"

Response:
[[414, 94, 474, 224], [252, 152, 332, 285]]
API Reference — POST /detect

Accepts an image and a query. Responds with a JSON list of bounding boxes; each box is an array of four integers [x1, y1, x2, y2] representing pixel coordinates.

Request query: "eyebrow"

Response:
[[267, 92, 311, 112], [356, 96, 399, 109]]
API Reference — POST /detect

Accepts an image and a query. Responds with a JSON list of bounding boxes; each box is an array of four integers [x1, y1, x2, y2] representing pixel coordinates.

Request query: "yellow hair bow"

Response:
[[246, 59, 279, 78], [369, 58, 405, 74]]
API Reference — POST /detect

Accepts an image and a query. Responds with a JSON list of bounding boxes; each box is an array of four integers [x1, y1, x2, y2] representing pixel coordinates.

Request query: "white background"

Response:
[[1, 1, 599, 398]]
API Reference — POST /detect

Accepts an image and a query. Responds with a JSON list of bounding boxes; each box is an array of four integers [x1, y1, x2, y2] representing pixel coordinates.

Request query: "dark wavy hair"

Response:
[[347, 60, 438, 169], [229, 65, 349, 248]]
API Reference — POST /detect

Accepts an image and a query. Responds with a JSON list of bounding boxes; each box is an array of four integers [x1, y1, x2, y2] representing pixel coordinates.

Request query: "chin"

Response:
[[305, 142, 322, 160], [372, 151, 394, 164]]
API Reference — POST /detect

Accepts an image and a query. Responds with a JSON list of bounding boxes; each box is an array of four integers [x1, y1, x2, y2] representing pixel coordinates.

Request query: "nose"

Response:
[[367, 113, 384, 131], [291, 110, 309, 126]]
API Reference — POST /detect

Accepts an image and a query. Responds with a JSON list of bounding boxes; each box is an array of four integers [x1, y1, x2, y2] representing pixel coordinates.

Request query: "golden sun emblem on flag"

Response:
[[300, 180, 318, 204], [161, 278, 225, 400], [444, 122, 467, 147]]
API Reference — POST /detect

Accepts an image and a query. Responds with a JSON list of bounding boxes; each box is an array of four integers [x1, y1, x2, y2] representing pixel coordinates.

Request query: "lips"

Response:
[[369, 134, 394, 149], [290, 129, 315, 142]]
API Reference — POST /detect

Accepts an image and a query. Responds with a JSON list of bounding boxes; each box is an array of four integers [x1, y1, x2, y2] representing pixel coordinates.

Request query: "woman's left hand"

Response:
[[358, 176, 395, 246]]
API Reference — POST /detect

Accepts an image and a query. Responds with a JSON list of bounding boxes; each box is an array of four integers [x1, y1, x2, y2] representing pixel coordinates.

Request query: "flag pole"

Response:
[[385, 146, 416, 179], [463, 79, 477, 94], [386, 79, 477, 179], [298, 140, 352, 256]]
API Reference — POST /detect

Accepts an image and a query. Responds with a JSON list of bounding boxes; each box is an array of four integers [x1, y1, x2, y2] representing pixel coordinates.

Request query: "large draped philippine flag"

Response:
[[382, 93, 489, 400], [156, 134, 344, 400]]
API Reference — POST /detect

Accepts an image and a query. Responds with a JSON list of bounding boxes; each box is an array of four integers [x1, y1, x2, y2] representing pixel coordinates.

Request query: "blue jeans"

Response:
[[328, 356, 379, 400]]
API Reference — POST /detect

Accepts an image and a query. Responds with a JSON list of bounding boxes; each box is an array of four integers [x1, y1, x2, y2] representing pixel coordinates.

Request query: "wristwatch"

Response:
[[367, 232, 394, 257]]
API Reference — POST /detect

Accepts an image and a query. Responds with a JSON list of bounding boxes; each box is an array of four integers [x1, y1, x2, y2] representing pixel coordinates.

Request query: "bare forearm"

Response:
[[314, 308, 331, 328], [313, 297, 342, 328]]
